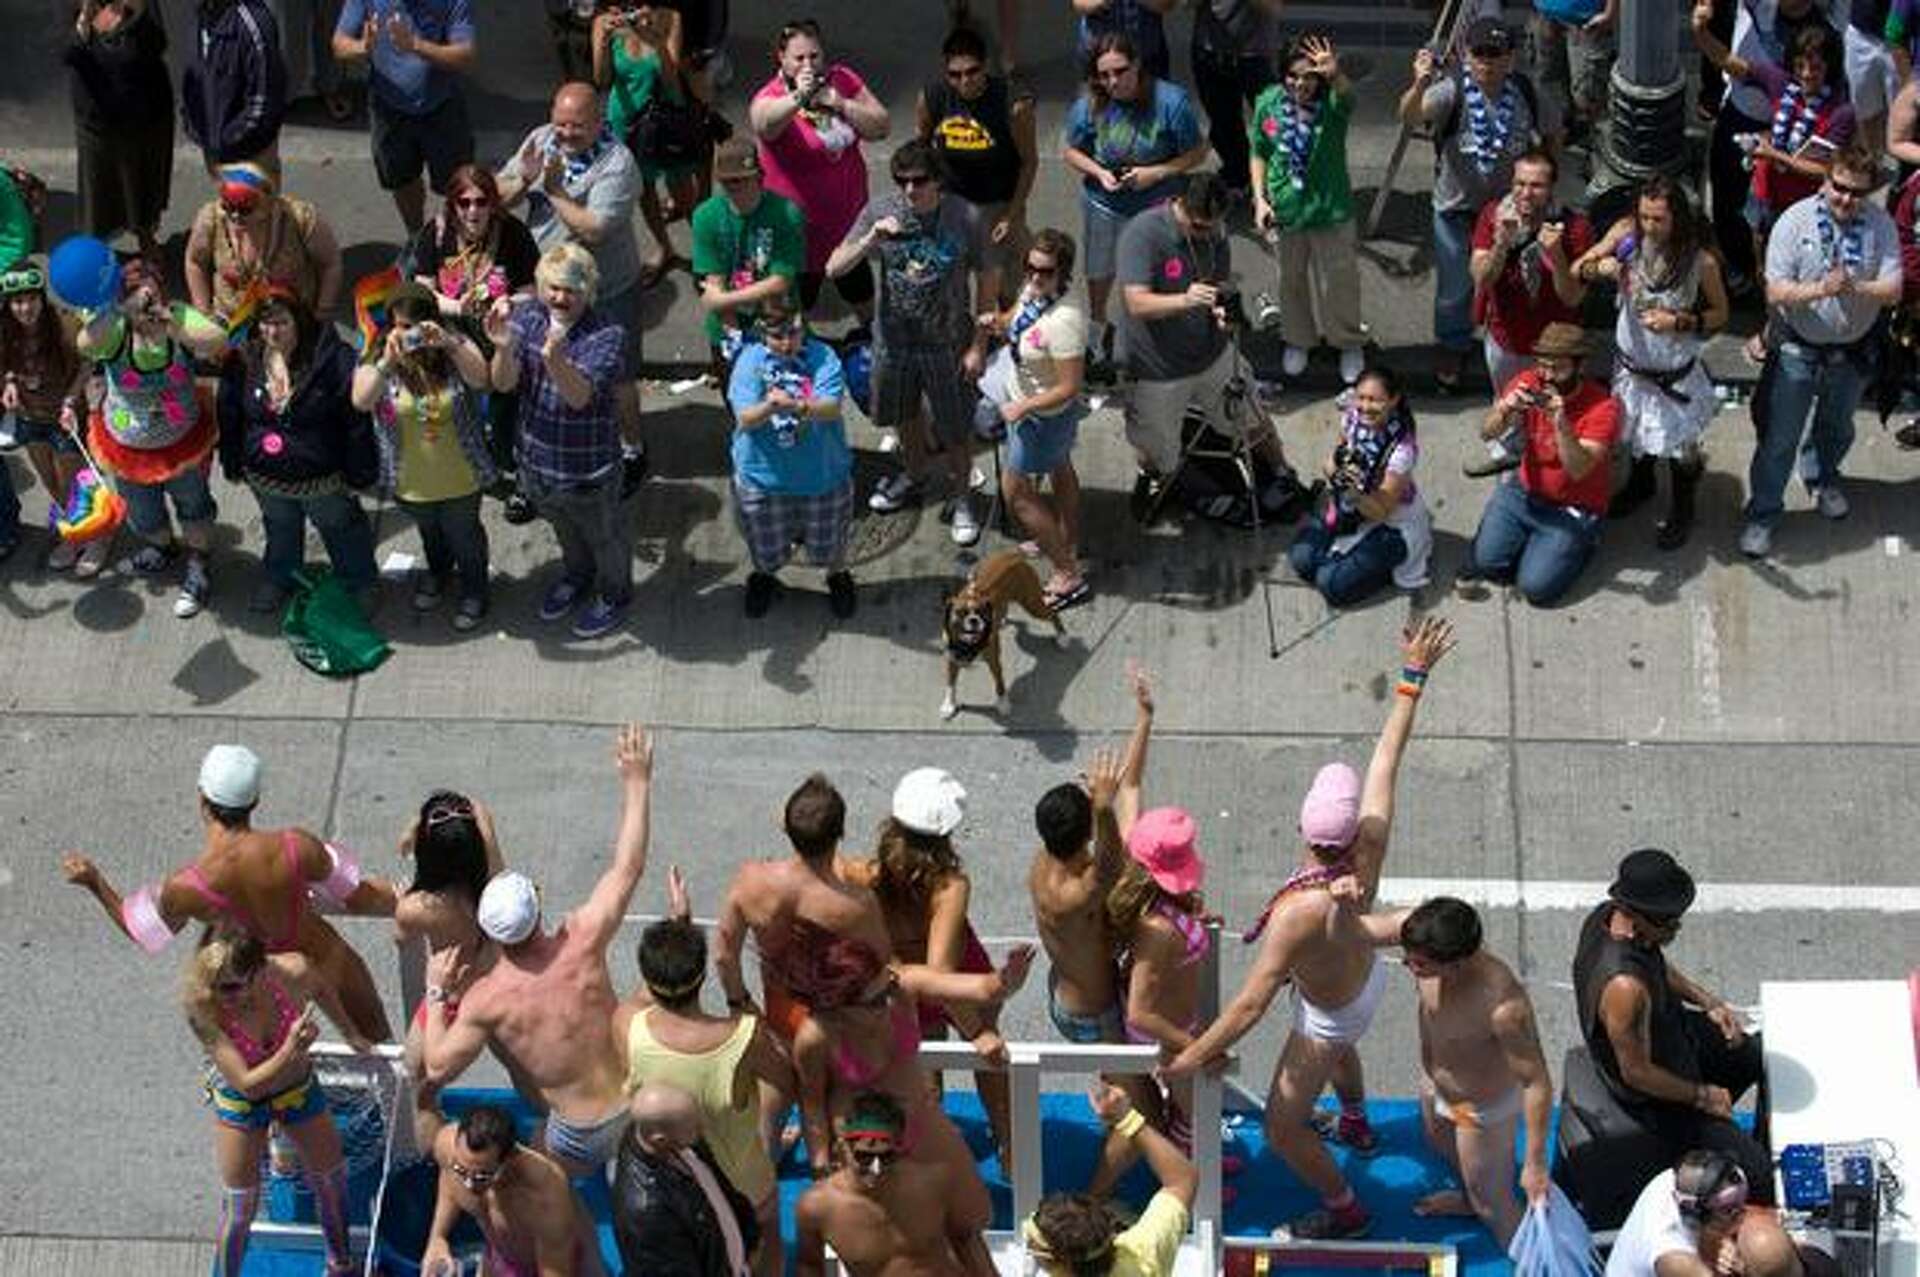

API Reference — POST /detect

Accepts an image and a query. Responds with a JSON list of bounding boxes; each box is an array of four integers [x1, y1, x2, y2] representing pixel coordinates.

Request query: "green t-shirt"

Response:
[[0, 170, 33, 272], [689, 190, 805, 344], [1248, 84, 1353, 232]]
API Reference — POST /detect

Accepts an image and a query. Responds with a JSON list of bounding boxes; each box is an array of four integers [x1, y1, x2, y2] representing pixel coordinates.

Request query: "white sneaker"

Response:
[[174, 555, 210, 618], [75, 537, 112, 579], [877, 430, 901, 453], [969, 466, 990, 493], [1339, 346, 1366, 386], [47, 539, 81, 571], [950, 493, 981, 546], [1738, 522, 1772, 558], [1281, 345, 1309, 378], [868, 472, 921, 513], [1814, 484, 1849, 520]]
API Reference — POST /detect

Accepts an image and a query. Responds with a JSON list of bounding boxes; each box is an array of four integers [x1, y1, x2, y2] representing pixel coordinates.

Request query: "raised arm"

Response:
[[61, 852, 195, 953], [1086, 748, 1126, 889], [1690, 0, 1749, 79], [714, 867, 757, 1009], [573, 723, 656, 949], [1351, 618, 1454, 895], [1398, 46, 1441, 130], [1116, 664, 1155, 838], [419, 946, 491, 1088], [1092, 1083, 1197, 1208]]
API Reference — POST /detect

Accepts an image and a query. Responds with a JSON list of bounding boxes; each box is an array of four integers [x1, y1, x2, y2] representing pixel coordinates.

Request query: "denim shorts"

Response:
[[1007, 404, 1083, 477], [12, 417, 80, 454], [1082, 197, 1134, 281]]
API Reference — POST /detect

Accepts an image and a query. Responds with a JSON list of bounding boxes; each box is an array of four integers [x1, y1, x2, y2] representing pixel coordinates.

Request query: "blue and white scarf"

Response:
[[1006, 290, 1053, 361], [765, 355, 810, 444], [1460, 75, 1518, 175], [550, 125, 617, 187], [1814, 198, 1866, 276], [1277, 96, 1319, 190], [1769, 79, 1830, 156]]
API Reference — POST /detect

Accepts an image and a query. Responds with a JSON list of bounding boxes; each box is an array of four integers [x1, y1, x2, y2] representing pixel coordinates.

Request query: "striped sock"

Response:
[[213, 1185, 259, 1277]]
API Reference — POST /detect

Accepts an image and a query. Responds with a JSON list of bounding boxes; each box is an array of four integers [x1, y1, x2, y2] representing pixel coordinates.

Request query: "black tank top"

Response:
[[1571, 903, 1700, 1103], [923, 76, 1022, 206]]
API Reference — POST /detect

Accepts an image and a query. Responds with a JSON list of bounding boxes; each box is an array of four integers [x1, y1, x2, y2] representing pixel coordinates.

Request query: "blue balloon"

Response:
[[47, 236, 122, 312], [842, 341, 872, 417]]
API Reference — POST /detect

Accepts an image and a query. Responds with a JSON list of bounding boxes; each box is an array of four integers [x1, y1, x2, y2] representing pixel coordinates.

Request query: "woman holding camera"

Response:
[[352, 282, 496, 630], [1288, 366, 1431, 606], [216, 287, 379, 615], [594, 3, 698, 286]]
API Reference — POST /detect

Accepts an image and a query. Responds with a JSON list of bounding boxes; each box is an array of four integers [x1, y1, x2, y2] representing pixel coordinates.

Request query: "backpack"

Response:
[[1434, 68, 1541, 148]]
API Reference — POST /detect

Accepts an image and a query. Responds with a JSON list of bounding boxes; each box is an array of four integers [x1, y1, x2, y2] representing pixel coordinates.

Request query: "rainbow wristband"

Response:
[[1396, 664, 1428, 699]]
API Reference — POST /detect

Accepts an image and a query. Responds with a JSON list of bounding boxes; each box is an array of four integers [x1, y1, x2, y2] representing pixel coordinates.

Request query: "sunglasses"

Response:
[[452, 196, 492, 210], [450, 1161, 502, 1190], [220, 200, 260, 218], [424, 797, 474, 827], [1024, 262, 1057, 276], [895, 173, 935, 189], [1830, 180, 1874, 197]]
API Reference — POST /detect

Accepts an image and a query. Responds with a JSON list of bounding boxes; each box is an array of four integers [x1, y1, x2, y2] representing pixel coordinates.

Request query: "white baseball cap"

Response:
[[477, 871, 540, 945], [198, 745, 263, 809], [891, 768, 967, 837]]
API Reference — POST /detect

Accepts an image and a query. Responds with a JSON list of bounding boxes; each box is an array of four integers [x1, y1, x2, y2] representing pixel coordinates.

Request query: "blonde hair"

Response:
[[181, 927, 266, 1024], [1104, 863, 1202, 958], [535, 243, 601, 306]]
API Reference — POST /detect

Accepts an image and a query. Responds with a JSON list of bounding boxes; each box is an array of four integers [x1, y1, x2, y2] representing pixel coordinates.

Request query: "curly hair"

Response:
[[873, 817, 963, 917], [181, 927, 267, 1024]]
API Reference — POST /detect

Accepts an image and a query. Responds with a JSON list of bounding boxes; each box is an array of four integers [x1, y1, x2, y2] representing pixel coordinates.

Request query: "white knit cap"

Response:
[[891, 768, 967, 837], [477, 871, 541, 945], [198, 745, 263, 808]]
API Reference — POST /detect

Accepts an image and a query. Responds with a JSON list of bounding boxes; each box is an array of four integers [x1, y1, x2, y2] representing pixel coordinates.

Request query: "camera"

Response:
[[1214, 283, 1250, 330], [1252, 291, 1283, 332], [1112, 164, 1133, 184], [400, 328, 425, 352]]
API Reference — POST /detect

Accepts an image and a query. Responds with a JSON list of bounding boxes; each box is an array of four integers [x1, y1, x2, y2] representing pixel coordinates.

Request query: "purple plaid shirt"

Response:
[[509, 302, 626, 485]]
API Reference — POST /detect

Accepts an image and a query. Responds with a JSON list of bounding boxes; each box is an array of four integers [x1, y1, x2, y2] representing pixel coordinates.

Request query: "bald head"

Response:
[[550, 82, 603, 154], [630, 1084, 702, 1157]]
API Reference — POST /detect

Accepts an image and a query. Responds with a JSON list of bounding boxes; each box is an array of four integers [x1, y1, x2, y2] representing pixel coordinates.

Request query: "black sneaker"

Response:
[[1286, 1204, 1372, 1241], [1258, 473, 1308, 521], [744, 571, 777, 618], [1129, 471, 1161, 523], [503, 493, 537, 525], [826, 570, 856, 619]]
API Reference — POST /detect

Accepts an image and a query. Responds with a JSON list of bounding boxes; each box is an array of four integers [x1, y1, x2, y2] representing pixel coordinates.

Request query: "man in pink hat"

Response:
[[1167, 617, 1455, 1240]]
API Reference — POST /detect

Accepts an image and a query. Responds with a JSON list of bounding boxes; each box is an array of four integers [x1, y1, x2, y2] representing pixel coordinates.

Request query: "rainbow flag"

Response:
[[223, 278, 271, 348], [352, 265, 405, 356], [50, 467, 126, 543]]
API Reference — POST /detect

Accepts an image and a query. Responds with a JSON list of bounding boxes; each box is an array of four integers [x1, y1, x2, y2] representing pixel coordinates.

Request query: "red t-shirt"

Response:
[[1509, 368, 1620, 515], [1471, 204, 1593, 355]]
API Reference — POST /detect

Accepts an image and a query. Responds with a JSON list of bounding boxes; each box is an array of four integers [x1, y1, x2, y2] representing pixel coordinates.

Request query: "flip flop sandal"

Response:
[[1043, 579, 1092, 612]]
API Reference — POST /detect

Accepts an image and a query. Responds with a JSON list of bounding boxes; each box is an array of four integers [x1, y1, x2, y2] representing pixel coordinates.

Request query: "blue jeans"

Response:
[[1433, 207, 1479, 354], [254, 488, 377, 591], [1744, 339, 1867, 527], [1289, 519, 1408, 607], [1468, 481, 1601, 606], [121, 467, 218, 539], [397, 493, 489, 603]]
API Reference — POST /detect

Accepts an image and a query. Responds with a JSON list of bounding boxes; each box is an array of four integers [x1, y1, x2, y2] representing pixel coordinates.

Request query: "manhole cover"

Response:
[[844, 450, 923, 566]]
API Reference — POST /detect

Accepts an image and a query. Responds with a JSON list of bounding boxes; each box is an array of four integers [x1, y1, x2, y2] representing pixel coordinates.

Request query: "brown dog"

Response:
[[941, 549, 1065, 719]]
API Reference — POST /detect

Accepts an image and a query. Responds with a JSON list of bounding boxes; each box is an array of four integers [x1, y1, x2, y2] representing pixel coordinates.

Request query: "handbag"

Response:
[[629, 92, 708, 170], [283, 569, 390, 677]]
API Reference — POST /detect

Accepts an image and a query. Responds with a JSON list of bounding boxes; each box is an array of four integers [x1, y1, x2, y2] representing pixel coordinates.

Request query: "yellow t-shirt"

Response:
[[1108, 1190, 1189, 1277], [624, 1010, 775, 1206], [390, 383, 479, 504]]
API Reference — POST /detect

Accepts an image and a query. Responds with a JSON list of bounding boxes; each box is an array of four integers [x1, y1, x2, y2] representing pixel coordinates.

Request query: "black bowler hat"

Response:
[[1608, 848, 1696, 920], [1465, 17, 1517, 56]]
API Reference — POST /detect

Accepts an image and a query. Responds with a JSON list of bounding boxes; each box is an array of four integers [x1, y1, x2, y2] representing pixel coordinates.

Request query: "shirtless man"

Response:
[[422, 1104, 603, 1277], [422, 723, 654, 1177], [1029, 676, 1143, 1046], [63, 743, 398, 1046], [1380, 896, 1552, 1246], [1166, 618, 1454, 1240], [794, 1089, 995, 1277]]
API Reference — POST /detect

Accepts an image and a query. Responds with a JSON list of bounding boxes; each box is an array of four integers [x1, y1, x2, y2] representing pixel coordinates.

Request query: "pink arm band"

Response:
[[312, 842, 363, 910], [122, 886, 174, 954]]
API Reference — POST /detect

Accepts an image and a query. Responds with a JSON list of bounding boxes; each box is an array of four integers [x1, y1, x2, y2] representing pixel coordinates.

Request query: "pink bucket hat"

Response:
[[1299, 763, 1361, 848], [1127, 806, 1203, 895]]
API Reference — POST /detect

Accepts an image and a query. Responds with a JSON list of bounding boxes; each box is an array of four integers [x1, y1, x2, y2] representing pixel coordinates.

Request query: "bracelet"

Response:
[[426, 985, 452, 1005], [1395, 664, 1428, 700], [1110, 1109, 1147, 1140]]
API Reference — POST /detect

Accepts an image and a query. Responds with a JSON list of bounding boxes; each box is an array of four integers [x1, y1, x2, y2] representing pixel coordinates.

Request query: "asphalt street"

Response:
[[0, 0, 1917, 1258]]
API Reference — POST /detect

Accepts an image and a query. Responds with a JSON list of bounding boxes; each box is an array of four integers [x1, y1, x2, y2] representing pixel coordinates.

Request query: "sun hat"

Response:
[[891, 767, 967, 837], [198, 745, 263, 808]]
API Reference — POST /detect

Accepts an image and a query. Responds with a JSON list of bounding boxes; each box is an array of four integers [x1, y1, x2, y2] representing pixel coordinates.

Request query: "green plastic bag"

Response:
[[283, 570, 390, 677]]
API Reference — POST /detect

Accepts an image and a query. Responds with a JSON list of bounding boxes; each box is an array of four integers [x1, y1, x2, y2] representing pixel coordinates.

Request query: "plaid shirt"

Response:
[[509, 303, 625, 485]]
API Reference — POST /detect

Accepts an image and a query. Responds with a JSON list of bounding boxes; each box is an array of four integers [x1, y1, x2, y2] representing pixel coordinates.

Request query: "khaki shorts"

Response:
[[1123, 344, 1252, 474]]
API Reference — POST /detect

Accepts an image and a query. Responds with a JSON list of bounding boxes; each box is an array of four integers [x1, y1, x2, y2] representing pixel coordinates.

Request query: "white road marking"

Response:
[[1378, 877, 1920, 913], [1691, 600, 1724, 724]]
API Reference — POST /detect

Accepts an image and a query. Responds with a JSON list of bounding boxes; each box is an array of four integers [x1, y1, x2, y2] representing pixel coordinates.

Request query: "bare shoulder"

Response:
[[839, 857, 880, 890]]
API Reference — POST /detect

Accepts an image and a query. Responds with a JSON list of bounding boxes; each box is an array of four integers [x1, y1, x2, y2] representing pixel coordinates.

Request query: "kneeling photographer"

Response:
[[1117, 171, 1304, 525], [1288, 366, 1431, 605]]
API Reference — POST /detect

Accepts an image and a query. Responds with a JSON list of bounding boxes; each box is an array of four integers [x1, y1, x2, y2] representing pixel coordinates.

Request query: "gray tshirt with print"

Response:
[[1766, 194, 1901, 346], [1115, 204, 1232, 381], [1422, 72, 1561, 215], [847, 191, 984, 351]]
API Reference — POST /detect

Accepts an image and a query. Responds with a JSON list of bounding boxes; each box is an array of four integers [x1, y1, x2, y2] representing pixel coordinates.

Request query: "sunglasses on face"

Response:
[[220, 200, 260, 219], [452, 196, 492, 210], [895, 173, 935, 189], [1024, 262, 1057, 277], [450, 1161, 502, 1189], [1830, 180, 1873, 198]]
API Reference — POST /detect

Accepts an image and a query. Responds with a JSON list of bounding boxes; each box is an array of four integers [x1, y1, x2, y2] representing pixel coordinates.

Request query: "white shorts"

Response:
[[1291, 953, 1388, 1045], [1426, 1077, 1525, 1131]]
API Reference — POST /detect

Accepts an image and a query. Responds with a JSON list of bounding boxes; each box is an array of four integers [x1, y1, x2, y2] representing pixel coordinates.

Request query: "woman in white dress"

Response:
[[1574, 177, 1730, 550]]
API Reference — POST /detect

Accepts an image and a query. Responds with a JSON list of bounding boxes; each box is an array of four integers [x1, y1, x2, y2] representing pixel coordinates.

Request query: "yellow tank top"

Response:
[[624, 1009, 774, 1205]]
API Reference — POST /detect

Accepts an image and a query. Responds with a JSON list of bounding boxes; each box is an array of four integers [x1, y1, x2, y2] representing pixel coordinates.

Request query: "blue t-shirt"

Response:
[[336, 0, 473, 115], [727, 339, 852, 497], [1534, 0, 1604, 23], [1064, 78, 1201, 218]]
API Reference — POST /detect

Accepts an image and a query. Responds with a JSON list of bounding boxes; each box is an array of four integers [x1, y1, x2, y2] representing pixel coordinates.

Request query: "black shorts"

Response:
[[370, 93, 475, 193]]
